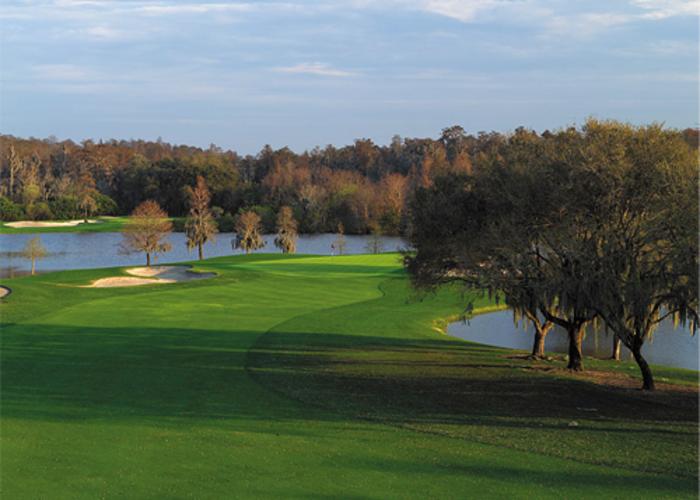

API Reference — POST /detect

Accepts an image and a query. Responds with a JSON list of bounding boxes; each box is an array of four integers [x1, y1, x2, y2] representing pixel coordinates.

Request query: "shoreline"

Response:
[[442, 307, 700, 374]]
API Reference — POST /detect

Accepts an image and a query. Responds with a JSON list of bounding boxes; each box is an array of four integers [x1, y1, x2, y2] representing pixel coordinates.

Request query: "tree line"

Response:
[[0, 127, 487, 234], [2, 126, 696, 236], [406, 120, 698, 391]]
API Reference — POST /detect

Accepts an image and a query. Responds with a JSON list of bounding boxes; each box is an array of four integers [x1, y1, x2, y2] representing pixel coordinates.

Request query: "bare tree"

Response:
[[7, 146, 23, 200], [120, 200, 172, 266], [274, 206, 298, 254], [331, 223, 346, 256], [233, 210, 265, 254], [22, 236, 48, 275], [365, 223, 384, 254], [185, 176, 217, 260], [77, 171, 98, 222]]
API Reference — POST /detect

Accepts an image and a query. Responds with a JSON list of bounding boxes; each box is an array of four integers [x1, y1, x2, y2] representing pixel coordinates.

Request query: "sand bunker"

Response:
[[0, 286, 11, 298], [5, 219, 100, 228], [86, 266, 215, 288]]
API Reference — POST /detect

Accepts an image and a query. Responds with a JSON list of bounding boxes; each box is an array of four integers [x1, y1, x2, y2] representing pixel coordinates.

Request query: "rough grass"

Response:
[[1, 253, 697, 498]]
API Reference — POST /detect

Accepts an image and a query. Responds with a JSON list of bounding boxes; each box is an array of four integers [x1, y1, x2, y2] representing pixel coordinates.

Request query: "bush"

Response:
[[49, 196, 80, 220], [171, 217, 186, 232], [95, 193, 118, 216], [27, 202, 54, 220], [0, 196, 24, 221], [211, 206, 224, 219], [247, 205, 276, 233], [216, 213, 235, 232]]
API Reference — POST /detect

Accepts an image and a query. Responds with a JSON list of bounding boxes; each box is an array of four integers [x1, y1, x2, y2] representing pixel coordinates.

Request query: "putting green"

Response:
[[1, 254, 697, 498]]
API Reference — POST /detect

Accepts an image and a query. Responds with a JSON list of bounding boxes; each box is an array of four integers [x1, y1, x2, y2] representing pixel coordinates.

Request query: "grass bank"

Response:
[[1, 253, 697, 498]]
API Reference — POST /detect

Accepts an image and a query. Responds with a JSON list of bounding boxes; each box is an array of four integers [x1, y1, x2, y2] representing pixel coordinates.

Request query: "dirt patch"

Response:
[[564, 368, 698, 394], [84, 265, 215, 288], [5, 219, 101, 228]]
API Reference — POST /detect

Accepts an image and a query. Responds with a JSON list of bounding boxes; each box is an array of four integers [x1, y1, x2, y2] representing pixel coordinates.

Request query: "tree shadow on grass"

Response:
[[245, 328, 699, 479], [2, 322, 698, 480], [3, 321, 696, 425], [246, 330, 698, 423]]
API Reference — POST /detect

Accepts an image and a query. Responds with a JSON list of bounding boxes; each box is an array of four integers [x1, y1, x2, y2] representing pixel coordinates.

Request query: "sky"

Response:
[[1, 0, 698, 154]]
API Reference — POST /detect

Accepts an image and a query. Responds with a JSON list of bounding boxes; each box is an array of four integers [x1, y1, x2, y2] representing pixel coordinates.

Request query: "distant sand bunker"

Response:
[[86, 266, 215, 288], [5, 219, 101, 228]]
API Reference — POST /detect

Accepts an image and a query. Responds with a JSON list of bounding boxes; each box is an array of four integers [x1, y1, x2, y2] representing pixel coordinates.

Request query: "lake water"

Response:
[[0, 232, 406, 277], [448, 310, 698, 371]]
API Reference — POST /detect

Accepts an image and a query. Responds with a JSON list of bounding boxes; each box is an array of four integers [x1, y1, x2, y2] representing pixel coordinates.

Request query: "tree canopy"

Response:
[[406, 120, 699, 389]]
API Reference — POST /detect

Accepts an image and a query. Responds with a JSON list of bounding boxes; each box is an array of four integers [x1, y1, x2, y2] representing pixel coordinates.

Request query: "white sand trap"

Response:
[[88, 277, 174, 288], [5, 219, 101, 228], [0, 286, 11, 298], [86, 266, 215, 288]]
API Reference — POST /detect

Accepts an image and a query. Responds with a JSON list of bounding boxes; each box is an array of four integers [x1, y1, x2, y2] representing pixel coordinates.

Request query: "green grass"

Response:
[[1, 253, 697, 498], [0, 216, 186, 234]]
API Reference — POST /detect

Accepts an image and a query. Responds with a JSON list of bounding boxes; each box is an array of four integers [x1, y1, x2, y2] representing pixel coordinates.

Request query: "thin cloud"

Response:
[[631, 0, 700, 19], [273, 63, 356, 77], [416, 0, 501, 22], [132, 3, 256, 15], [32, 64, 91, 80]]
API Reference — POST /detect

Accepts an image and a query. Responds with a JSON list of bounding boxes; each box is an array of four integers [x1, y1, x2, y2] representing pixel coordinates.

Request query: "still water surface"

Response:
[[0, 232, 406, 277], [448, 310, 698, 370]]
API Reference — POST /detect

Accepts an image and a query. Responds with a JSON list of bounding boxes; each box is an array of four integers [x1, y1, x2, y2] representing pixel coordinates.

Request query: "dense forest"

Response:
[[1, 126, 698, 235]]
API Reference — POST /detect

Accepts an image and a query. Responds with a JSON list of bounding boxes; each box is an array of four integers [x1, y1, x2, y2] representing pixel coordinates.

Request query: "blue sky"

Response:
[[1, 0, 698, 153]]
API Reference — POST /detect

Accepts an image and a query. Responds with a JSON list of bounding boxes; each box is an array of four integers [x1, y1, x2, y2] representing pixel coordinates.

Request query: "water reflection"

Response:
[[447, 310, 698, 371]]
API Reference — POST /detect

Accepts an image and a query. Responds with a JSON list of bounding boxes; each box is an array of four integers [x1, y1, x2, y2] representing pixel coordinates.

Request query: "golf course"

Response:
[[1, 253, 697, 498]]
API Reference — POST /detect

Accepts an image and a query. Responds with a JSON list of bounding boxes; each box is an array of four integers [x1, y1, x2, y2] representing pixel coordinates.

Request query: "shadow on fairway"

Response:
[[2, 322, 694, 426], [2, 321, 698, 482]]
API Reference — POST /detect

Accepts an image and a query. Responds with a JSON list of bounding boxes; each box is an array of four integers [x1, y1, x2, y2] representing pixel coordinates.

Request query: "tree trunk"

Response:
[[611, 337, 621, 361], [632, 344, 655, 391], [31, 257, 36, 275], [532, 330, 545, 358], [146, 252, 151, 266], [566, 326, 584, 371], [198, 242, 203, 260], [531, 322, 553, 358]]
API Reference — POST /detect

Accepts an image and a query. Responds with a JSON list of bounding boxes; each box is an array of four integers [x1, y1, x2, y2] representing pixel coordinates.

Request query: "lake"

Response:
[[448, 310, 698, 370], [0, 232, 406, 277]]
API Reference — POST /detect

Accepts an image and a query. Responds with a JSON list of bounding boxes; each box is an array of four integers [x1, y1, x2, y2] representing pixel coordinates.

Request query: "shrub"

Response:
[[247, 205, 275, 233], [49, 196, 80, 220], [27, 202, 54, 220], [95, 193, 118, 215], [216, 213, 235, 232], [0, 196, 24, 221], [171, 217, 186, 232]]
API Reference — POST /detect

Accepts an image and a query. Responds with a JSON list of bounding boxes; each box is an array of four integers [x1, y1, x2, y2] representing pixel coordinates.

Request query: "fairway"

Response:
[[1, 254, 697, 498]]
